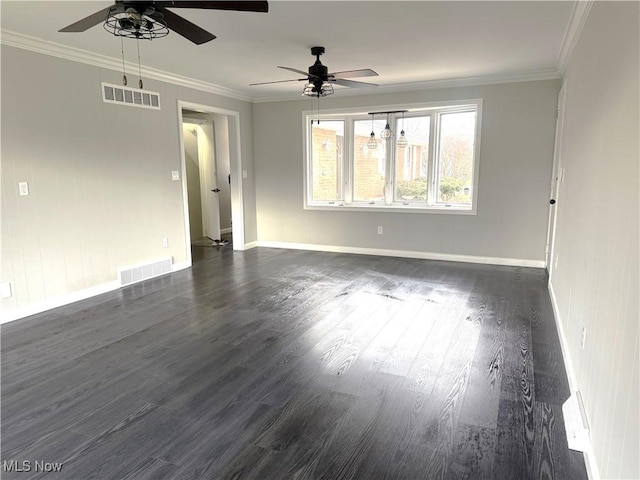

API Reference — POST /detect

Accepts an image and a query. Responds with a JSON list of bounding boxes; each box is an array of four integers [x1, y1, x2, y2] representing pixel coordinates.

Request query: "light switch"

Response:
[[18, 182, 29, 196], [171, 171, 180, 181], [242, 170, 248, 179]]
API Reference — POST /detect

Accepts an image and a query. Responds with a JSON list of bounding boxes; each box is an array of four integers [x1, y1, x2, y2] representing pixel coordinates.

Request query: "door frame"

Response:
[[177, 100, 246, 266], [546, 82, 566, 279]]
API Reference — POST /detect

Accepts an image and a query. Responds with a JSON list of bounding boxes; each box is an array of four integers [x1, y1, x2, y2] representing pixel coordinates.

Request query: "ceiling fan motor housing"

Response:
[[309, 63, 328, 79], [309, 46, 329, 81]]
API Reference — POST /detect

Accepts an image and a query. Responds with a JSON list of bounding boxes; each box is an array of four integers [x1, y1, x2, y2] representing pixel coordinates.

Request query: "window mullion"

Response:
[[427, 112, 438, 206], [384, 145, 392, 205], [345, 117, 353, 204], [305, 117, 313, 206]]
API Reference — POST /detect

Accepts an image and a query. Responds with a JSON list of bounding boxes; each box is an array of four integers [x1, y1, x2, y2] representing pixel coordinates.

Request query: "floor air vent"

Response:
[[118, 258, 172, 286], [562, 391, 590, 452], [102, 82, 161, 110]]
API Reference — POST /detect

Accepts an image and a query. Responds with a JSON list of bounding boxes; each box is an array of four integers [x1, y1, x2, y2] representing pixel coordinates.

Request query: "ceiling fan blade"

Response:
[[330, 69, 379, 79], [332, 78, 378, 89], [152, 8, 216, 44], [58, 6, 113, 32], [277, 66, 312, 77], [250, 78, 306, 86], [155, 1, 268, 13]]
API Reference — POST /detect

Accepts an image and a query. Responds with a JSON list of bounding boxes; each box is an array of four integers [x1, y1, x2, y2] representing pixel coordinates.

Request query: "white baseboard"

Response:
[[548, 282, 578, 390], [0, 280, 121, 324], [255, 241, 545, 268], [548, 280, 600, 480], [220, 227, 232, 235], [243, 241, 258, 250], [172, 261, 191, 272], [0, 260, 193, 325]]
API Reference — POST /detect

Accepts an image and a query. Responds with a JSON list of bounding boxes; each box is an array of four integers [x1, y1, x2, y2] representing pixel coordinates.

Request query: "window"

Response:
[[309, 120, 344, 202], [436, 111, 476, 205], [353, 118, 386, 203], [304, 100, 481, 213], [394, 115, 430, 203]]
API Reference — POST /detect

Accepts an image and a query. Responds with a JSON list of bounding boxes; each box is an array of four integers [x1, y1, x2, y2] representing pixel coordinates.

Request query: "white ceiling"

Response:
[[1, 1, 578, 101]]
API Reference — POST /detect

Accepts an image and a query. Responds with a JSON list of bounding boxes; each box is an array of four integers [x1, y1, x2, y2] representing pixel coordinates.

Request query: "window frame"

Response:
[[303, 99, 482, 215]]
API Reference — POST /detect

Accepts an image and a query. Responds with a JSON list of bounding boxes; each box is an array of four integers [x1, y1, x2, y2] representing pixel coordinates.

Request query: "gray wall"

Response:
[[1, 45, 257, 319], [551, 2, 639, 478], [253, 80, 559, 262]]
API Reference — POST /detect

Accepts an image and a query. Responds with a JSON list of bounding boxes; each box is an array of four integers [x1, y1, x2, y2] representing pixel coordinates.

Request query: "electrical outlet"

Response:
[[581, 327, 586, 349], [162, 237, 169, 248], [0, 282, 12, 299], [377, 226, 383, 235], [171, 171, 180, 181]]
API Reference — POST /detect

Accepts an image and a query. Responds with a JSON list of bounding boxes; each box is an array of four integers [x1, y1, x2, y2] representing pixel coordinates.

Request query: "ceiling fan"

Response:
[[59, 1, 269, 45], [251, 46, 378, 97]]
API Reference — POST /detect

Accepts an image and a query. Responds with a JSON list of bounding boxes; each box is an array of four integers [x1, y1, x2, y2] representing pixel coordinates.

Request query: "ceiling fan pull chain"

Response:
[[310, 96, 318, 125], [136, 37, 143, 89], [120, 36, 127, 86]]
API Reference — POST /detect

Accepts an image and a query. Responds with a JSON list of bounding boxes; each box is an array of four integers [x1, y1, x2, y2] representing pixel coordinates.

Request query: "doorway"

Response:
[[178, 102, 245, 266], [182, 117, 223, 246]]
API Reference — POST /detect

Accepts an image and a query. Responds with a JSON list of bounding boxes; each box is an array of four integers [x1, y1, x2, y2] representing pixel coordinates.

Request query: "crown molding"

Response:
[[250, 68, 561, 103], [0, 30, 253, 102], [1, 29, 563, 105], [556, 0, 594, 75]]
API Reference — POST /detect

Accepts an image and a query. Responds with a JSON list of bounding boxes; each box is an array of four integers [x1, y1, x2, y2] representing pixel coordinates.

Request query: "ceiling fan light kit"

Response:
[[103, 6, 169, 41], [302, 82, 333, 97]]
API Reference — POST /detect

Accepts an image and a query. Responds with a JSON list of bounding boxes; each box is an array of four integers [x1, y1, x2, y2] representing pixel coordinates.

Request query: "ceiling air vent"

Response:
[[102, 82, 160, 110]]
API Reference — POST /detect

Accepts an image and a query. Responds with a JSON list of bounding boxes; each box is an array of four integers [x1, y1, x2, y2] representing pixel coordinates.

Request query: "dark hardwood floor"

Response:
[[1, 247, 588, 479]]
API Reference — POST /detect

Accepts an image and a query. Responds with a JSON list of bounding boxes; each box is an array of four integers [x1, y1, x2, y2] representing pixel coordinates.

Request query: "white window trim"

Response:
[[303, 99, 482, 215]]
